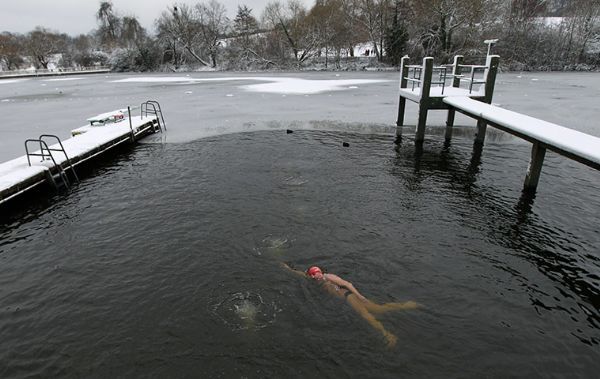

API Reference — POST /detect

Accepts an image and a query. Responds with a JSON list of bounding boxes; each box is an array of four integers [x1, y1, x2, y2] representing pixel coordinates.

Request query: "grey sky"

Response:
[[1, 0, 314, 36]]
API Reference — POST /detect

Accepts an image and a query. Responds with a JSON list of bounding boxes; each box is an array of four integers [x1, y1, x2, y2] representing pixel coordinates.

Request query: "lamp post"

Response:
[[484, 39, 499, 57]]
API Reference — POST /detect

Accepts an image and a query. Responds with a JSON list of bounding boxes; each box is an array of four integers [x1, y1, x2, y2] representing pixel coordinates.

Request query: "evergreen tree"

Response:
[[384, 2, 407, 66]]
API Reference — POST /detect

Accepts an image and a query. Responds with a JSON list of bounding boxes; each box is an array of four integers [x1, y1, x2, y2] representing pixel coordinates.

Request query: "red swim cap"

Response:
[[307, 266, 322, 277]]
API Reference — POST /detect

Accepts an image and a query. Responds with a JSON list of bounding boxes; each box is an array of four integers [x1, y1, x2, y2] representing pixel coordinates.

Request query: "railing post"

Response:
[[396, 55, 410, 136], [128, 106, 135, 142], [475, 55, 500, 144], [415, 57, 433, 143], [445, 55, 464, 141]]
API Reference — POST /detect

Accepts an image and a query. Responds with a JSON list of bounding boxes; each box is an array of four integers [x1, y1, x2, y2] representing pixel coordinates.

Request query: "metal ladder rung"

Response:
[[140, 100, 166, 132], [24, 134, 79, 191]]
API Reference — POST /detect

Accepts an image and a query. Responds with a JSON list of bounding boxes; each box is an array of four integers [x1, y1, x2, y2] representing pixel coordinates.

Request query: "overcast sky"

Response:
[[1, 0, 315, 36]]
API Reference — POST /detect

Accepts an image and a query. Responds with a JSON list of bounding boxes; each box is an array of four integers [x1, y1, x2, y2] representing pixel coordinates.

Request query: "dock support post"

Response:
[[415, 57, 433, 144], [474, 121, 487, 144], [445, 55, 463, 141], [396, 56, 410, 140], [473, 55, 500, 145], [523, 142, 546, 191], [445, 110, 455, 141]]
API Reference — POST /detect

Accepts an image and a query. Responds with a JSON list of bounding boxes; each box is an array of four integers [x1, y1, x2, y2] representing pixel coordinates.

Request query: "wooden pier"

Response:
[[396, 54, 600, 192], [0, 104, 164, 206]]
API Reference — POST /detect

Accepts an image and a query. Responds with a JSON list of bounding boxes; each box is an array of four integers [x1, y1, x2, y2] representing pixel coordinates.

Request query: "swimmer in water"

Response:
[[282, 263, 419, 348]]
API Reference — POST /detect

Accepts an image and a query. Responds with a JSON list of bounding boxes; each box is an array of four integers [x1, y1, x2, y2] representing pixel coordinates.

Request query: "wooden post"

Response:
[[396, 55, 410, 140], [415, 57, 433, 143], [445, 55, 463, 141], [474, 55, 500, 145], [483, 55, 500, 104], [523, 142, 546, 191], [128, 106, 135, 142], [474, 121, 487, 144]]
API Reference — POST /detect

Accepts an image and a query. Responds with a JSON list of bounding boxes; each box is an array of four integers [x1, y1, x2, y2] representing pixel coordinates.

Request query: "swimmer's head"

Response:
[[307, 266, 323, 279]]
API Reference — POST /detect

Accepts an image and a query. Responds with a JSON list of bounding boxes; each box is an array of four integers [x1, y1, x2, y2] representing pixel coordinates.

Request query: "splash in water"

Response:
[[254, 235, 291, 257], [212, 291, 281, 331]]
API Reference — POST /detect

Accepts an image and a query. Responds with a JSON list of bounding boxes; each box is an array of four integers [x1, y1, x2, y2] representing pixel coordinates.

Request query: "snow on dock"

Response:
[[443, 97, 600, 169], [0, 113, 159, 205]]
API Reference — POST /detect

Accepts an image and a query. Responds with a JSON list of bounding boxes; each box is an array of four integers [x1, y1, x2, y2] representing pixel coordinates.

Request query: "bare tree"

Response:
[[121, 16, 146, 48], [226, 5, 277, 69], [263, 0, 320, 67], [307, 0, 344, 67], [569, 0, 600, 62], [410, 0, 489, 59], [196, 0, 229, 67], [25, 27, 67, 69], [0, 32, 25, 70], [348, 0, 393, 61], [156, 9, 183, 68], [169, 4, 211, 66]]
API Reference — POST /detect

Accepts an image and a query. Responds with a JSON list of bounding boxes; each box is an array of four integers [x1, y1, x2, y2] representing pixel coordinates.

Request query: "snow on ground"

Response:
[[0, 79, 29, 84], [43, 77, 85, 82], [239, 78, 387, 95], [112, 76, 389, 95]]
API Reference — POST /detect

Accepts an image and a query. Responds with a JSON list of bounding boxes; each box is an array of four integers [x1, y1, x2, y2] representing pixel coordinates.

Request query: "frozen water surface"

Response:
[[0, 71, 599, 377], [1, 71, 598, 162]]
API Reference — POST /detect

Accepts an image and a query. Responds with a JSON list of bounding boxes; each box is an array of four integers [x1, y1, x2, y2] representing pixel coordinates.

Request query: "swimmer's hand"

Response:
[[281, 262, 305, 277]]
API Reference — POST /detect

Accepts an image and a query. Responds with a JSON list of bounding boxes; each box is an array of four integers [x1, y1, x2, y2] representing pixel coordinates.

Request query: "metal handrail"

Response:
[[38, 135, 80, 184], [140, 100, 166, 132], [459, 65, 489, 93], [405, 65, 449, 94], [146, 100, 166, 130], [25, 139, 70, 189]]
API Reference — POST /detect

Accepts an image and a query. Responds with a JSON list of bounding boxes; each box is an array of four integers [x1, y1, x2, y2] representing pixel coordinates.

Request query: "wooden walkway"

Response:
[[396, 54, 599, 192], [444, 97, 600, 190], [0, 114, 159, 205]]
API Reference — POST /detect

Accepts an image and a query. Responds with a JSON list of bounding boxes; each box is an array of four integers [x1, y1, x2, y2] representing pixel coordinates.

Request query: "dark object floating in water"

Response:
[[286, 129, 293, 134], [343, 142, 350, 147]]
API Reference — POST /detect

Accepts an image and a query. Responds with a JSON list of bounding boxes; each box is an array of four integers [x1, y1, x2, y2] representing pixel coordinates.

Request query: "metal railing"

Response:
[[141, 101, 166, 132], [404, 65, 451, 94], [24, 134, 79, 190]]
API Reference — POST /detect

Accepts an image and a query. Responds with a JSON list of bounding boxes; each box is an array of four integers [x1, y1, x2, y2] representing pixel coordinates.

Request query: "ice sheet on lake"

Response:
[[112, 76, 389, 95]]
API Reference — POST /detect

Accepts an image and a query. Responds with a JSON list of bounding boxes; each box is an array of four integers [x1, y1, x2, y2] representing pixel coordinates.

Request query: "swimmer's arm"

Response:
[[281, 262, 306, 277], [324, 274, 367, 301]]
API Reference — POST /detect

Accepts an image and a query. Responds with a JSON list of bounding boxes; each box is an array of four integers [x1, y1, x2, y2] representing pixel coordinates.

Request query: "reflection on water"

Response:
[[0, 130, 599, 377]]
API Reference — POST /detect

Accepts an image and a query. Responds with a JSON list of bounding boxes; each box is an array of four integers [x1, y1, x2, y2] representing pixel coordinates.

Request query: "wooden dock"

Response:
[[396, 54, 499, 144], [396, 54, 599, 192], [0, 109, 161, 206], [444, 97, 600, 190]]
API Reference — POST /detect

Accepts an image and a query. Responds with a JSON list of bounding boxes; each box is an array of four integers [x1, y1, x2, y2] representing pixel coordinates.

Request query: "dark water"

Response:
[[1, 130, 599, 377]]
